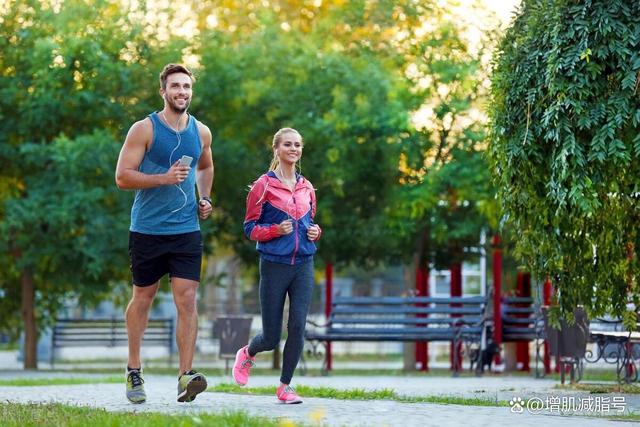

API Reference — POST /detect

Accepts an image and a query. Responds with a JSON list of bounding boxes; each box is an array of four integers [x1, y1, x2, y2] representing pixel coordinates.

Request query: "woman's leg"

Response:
[[280, 259, 314, 384], [248, 259, 292, 356]]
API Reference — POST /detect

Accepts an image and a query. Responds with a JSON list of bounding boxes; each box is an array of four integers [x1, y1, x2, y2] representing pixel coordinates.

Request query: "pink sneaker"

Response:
[[232, 345, 255, 386], [276, 384, 303, 404]]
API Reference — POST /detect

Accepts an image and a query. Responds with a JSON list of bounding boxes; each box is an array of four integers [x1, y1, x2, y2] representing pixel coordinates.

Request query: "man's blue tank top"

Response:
[[130, 112, 202, 235]]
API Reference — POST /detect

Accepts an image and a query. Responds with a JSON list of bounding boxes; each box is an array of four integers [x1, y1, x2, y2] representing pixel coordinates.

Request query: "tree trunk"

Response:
[[21, 267, 37, 369], [404, 224, 430, 372]]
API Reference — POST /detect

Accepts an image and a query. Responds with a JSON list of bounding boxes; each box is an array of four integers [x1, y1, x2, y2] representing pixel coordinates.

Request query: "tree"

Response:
[[382, 1, 497, 271], [0, 0, 184, 367], [193, 6, 410, 268], [1, 131, 131, 346], [488, 0, 640, 326]]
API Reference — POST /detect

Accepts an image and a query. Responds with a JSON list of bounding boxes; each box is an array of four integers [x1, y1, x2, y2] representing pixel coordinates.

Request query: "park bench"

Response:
[[305, 295, 489, 375], [585, 315, 640, 383], [51, 317, 174, 368], [500, 296, 545, 374]]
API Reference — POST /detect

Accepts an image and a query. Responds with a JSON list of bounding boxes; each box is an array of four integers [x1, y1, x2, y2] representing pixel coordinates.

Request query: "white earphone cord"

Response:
[[163, 111, 188, 214]]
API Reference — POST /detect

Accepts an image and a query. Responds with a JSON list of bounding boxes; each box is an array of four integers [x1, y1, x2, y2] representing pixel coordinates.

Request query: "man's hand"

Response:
[[165, 160, 190, 185], [307, 224, 320, 241], [199, 198, 213, 219]]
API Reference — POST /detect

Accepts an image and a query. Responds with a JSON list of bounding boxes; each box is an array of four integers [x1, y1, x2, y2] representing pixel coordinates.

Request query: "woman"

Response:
[[233, 127, 321, 404]]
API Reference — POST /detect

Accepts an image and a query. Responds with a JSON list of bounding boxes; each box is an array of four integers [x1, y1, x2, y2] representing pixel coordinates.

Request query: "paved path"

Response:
[[0, 373, 631, 426]]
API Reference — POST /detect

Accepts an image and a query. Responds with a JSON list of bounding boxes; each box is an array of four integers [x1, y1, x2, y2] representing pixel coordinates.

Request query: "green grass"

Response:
[[0, 403, 283, 427], [536, 368, 623, 383], [209, 383, 508, 407], [0, 376, 122, 387], [606, 412, 640, 422], [0, 342, 19, 351], [555, 382, 640, 394]]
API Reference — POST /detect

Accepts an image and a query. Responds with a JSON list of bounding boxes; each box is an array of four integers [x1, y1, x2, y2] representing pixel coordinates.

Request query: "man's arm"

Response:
[[196, 123, 214, 219], [196, 123, 214, 198], [115, 118, 188, 190]]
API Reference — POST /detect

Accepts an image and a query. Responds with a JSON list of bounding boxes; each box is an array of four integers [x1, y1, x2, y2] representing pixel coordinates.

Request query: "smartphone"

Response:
[[179, 155, 193, 167]]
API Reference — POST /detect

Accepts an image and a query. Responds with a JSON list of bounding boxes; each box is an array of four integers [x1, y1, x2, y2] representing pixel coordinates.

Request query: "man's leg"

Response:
[[171, 277, 199, 374], [171, 277, 208, 402], [126, 283, 159, 369]]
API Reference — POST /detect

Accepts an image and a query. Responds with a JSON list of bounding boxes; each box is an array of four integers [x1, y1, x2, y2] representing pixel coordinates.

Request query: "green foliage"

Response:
[[0, 0, 501, 345], [0, 132, 133, 336], [488, 0, 640, 319], [386, 2, 498, 267], [194, 4, 410, 267], [0, 0, 184, 339]]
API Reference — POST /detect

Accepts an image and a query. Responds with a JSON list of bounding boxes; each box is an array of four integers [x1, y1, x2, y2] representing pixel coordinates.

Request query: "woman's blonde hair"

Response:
[[268, 127, 303, 171]]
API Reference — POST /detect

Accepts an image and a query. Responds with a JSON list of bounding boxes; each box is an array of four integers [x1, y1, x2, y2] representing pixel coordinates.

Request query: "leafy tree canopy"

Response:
[[488, 0, 640, 325]]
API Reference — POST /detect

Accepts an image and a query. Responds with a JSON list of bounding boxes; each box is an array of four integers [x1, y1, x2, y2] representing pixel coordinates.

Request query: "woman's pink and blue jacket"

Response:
[[244, 171, 321, 265]]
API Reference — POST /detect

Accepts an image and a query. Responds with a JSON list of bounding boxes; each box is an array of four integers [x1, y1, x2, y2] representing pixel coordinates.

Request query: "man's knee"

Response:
[[174, 289, 197, 314], [130, 286, 157, 309]]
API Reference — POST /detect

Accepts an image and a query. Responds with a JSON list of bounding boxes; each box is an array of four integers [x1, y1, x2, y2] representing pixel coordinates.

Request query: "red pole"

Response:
[[543, 277, 552, 374], [492, 235, 503, 366], [516, 272, 531, 371], [415, 267, 429, 371], [450, 262, 462, 371], [325, 262, 333, 371]]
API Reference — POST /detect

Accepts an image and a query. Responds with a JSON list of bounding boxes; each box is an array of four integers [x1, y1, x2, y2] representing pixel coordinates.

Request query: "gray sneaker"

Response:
[[125, 368, 146, 404], [177, 370, 208, 402]]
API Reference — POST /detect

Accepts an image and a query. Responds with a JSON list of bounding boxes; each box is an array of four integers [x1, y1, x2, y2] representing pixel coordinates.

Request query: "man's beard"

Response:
[[165, 94, 190, 114]]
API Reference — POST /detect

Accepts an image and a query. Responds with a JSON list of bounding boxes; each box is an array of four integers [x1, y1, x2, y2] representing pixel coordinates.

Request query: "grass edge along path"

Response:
[[209, 383, 509, 407], [0, 376, 123, 387], [0, 402, 284, 427], [555, 382, 640, 395]]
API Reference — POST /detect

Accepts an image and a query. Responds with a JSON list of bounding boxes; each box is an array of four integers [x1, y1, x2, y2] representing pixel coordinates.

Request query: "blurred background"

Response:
[[0, 0, 527, 371]]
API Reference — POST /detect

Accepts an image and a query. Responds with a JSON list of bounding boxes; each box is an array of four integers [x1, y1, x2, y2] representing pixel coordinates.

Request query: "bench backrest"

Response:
[[52, 318, 173, 347], [327, 296, 487, 338], [501, 296, 540, 341]]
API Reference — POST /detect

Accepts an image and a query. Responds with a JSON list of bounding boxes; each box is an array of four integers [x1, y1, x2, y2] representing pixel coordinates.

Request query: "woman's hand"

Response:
[[307, 224, 320, 241], [277, 219, 293, 235]]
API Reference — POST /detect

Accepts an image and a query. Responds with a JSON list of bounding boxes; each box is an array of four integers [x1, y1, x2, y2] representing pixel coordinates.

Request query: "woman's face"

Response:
[[275, 132, 303, 166]]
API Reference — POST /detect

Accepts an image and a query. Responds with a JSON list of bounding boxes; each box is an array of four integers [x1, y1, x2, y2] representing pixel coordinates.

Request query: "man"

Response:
[[115, 63, 214, 404]]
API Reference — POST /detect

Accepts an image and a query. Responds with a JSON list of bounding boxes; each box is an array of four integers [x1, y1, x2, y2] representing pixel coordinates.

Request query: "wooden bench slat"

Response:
[[327, 327, 481, 336], [307, 333, 480, 342], [332, 307, 484, 315], [502, 316, 537, 325], [503, 307, 534, 314], [501, 297, 534, 304], [333, 296, 486, 305], [330, 316, 483, 325]]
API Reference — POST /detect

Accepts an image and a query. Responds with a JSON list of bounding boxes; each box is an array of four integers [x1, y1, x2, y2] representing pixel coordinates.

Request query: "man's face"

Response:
[[161, 72, 192, 113]]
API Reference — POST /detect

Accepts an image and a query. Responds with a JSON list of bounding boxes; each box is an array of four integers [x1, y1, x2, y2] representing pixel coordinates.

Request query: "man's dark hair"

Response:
[[159, 63, 194, 90]]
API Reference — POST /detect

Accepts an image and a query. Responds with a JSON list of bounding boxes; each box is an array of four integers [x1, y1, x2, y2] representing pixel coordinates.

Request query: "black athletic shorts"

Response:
[[128, 231, 203, 287]]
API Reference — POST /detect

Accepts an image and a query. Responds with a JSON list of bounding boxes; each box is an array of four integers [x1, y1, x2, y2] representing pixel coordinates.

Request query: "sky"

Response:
[[482, 0, 521, 25]]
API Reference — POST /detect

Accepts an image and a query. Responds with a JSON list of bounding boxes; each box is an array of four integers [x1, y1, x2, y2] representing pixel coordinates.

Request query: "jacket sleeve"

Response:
[[244, 176, 280, 242], [309, 184, 322, 241]]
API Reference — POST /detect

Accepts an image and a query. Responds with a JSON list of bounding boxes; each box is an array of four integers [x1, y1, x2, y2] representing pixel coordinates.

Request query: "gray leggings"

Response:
[[248, 258, 314, 384]]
